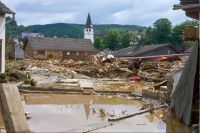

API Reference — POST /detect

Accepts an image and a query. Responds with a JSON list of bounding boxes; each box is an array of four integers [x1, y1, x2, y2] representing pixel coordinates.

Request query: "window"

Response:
[[76, 51, 80, 56], [37, 50, 45, 55], [167, 50, 171, 54], [85, 52, 88, 56], [89, 29, 91, 32], [67, 52, 70, 56]]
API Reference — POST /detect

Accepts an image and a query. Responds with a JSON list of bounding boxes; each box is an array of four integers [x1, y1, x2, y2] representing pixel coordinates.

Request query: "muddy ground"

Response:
[[0, 56, 194, 132]]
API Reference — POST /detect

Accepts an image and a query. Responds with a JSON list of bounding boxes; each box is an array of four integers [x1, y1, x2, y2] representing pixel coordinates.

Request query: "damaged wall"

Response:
[[170, 43, 198, 125]]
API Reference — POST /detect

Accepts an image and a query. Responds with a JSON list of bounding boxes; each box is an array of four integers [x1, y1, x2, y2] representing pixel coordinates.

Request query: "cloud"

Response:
[[2, 0, 189, 26]]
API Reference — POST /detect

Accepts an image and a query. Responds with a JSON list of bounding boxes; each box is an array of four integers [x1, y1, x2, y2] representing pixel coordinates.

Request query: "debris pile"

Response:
[[7, 55, 184, 80]]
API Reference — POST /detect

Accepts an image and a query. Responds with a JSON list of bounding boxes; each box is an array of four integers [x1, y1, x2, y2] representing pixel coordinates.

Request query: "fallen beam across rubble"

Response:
[[108, 105, 167, 122]]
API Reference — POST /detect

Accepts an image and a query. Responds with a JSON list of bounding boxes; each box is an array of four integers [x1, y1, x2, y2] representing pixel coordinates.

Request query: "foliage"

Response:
[[140, 18, 198, 46], [121, 31, 137, 48], [6, 17, 28, 38], [6, 16, 145, 39], [94, 37, 103, 49], [103, 30, 121, 50], [152, 18, 172, 44]]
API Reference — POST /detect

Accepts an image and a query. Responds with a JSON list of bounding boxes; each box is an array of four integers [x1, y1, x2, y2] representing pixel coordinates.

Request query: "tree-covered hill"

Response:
[[6, 17, 145, 38], [27, 24, 145, 38]]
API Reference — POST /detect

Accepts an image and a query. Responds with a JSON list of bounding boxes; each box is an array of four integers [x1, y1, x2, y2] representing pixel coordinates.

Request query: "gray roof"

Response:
[[180, 0, 198, 4], [21, 32, 43, 39], [112, 44, 180, 57], [27, 37, 96, 52], [0, 1, 15, 14]]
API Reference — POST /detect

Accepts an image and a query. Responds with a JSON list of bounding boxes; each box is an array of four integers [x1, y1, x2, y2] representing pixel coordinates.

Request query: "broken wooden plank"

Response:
[[183, 26, 199, 41], [0, 83, 30, 132], [108, 105, 167, 122], [79, 79, 94, 89], [142, 89, 168, 100]]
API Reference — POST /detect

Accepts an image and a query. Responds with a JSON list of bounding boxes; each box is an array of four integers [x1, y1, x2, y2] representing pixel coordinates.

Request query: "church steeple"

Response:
[[85, 13, 92, 28], [84, 13, 94, 43]]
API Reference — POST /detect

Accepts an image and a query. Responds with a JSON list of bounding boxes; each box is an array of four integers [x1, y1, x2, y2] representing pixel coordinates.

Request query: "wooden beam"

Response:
[[0, 84, 30, 132], [184, 26, 199, 41]]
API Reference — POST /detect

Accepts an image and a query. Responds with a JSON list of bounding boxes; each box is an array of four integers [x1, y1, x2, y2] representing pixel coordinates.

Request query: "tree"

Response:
[[103, 30, 120, 50], [94, 37, 103, 49], [140, 27, 154, 45], [152, 18, 172, 44], [121, 31, 137, 48], [170, 20, 199, 45]]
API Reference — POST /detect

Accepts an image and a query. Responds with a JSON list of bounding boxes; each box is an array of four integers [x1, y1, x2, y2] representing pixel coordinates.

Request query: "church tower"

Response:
[[84, 13, 94, 43]]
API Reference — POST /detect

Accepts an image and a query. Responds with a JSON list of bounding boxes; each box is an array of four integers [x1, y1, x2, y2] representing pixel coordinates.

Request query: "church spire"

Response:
[[85, 13, 92, 28], [84, 13, 94, 43]]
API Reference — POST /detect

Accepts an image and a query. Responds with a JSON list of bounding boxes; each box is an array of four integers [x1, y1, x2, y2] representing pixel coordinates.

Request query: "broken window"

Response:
[[76, 51, 80, 56], [67, 52, 70, 56], [37, 50, 45, 55]]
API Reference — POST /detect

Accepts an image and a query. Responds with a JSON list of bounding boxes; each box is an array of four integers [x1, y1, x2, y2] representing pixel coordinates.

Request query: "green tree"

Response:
[[170, 20, 199, 45], [103, 30, 120, 50], [121, 31, 137, 48], [94, 37, 103, 49], [140, 27, 154, 45], [152, 18, 172, 44]]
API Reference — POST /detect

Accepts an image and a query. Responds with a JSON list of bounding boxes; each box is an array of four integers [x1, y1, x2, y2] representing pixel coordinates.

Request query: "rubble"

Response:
[[6, 55, 184, 80]]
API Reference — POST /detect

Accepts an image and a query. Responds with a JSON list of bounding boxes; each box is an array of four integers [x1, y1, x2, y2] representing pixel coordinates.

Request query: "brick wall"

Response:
[[25, 49, 94, 60]]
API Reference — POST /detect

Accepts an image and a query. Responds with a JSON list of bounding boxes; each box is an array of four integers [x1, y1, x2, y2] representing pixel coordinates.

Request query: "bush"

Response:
[[24, 79, 37, 86], [0, 73, 8, 83]]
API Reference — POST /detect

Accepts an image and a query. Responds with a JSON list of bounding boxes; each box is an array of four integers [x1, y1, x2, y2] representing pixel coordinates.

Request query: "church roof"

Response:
[[85, 13, 92, 28]]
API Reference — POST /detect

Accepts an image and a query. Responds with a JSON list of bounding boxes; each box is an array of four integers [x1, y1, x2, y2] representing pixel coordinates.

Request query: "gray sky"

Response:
[[3, 0, 190, 26]]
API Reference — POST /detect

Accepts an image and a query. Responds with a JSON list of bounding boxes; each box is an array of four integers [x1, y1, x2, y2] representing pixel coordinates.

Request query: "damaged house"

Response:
[[24, 37, 96, 60], [112, 44, 180, 58]]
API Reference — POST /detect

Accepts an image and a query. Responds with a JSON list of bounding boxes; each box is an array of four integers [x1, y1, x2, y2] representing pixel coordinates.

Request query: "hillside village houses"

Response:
[[0, 1, 15, 73], [23, 13, 96, 60]]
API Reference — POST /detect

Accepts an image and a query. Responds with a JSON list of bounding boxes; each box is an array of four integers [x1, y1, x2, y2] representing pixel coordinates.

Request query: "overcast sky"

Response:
[[2, 0, 190, 26]]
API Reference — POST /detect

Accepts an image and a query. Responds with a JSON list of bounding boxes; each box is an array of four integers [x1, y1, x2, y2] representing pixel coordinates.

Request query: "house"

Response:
[[10, 33, 44, 60], [24, 37, 96, 60], [0, 1, 15, 73], [112, 44, 180, 57], [11, 38, 24, 60]]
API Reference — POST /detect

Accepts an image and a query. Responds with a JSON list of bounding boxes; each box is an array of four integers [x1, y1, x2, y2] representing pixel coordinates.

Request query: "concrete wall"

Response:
[[0, 15, 5, 73]]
